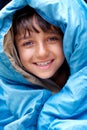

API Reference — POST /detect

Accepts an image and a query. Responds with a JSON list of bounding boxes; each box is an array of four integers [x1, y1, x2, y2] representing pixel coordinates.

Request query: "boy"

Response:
[[10, 6, 70, 93]]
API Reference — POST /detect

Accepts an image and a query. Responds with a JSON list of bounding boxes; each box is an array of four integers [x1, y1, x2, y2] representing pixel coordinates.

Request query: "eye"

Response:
[[48, 36, 59, 41], [22, 41, 33, 47], [47, 36, 61, 42]]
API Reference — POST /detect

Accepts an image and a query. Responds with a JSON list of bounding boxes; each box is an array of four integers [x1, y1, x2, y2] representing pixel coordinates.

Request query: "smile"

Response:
[[36, 60, 52, 66], [34, 60, 54, 69]]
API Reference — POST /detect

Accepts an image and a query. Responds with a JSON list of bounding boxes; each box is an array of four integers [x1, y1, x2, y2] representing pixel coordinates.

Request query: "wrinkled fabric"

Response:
[[0, 0, 87, 129], [38, 67, 87, 129]]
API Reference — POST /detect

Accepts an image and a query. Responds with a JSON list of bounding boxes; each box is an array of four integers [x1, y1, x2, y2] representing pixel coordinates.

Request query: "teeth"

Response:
[[36, 61, 51, 66]]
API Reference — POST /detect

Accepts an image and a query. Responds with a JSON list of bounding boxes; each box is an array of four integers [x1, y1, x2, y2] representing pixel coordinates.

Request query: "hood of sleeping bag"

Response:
[[0, 0, 87, 129]]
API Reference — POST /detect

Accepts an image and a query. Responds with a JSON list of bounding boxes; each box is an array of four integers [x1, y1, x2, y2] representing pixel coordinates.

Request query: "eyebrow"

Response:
[[47, 29, 62, 34], [17, 36, 30, 41]]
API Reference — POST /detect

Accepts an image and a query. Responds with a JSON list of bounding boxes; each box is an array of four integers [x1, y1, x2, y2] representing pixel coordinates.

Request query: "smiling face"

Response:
[[13, 6, 64, 79]]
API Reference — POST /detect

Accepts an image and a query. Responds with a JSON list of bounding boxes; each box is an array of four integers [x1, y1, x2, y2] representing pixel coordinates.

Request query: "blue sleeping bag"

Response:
[[0, 0, 87, 129]]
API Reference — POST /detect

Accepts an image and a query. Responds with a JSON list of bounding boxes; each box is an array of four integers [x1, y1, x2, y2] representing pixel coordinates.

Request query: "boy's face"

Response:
[[15, 21, 64, 79]]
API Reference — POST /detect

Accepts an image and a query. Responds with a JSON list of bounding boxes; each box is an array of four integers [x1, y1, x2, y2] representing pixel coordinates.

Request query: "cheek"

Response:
[[53, 44, 64, 57], [18, 49, 32, 63], [53, 45, 65, 65]]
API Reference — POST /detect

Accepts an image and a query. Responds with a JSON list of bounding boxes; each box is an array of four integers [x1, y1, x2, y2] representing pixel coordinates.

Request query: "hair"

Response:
[[12, 6, 63, 38]]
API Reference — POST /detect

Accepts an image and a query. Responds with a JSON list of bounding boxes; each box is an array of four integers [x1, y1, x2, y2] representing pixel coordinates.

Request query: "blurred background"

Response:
[[0, 0, 11, 9]]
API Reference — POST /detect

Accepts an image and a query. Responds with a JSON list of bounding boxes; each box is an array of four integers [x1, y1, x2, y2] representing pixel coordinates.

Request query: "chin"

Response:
[[38, 74, 54, 79]]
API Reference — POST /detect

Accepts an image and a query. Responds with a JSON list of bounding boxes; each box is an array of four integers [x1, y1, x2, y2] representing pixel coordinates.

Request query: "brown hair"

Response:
[[12, 6, 63, 38]]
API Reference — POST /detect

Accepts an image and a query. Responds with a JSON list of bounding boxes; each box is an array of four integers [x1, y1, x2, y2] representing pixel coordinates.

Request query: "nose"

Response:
[[36, 42, 49, 59]]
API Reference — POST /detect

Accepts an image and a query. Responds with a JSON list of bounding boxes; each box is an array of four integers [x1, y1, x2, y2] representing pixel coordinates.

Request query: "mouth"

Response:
[[34, 60, 54, 69]]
